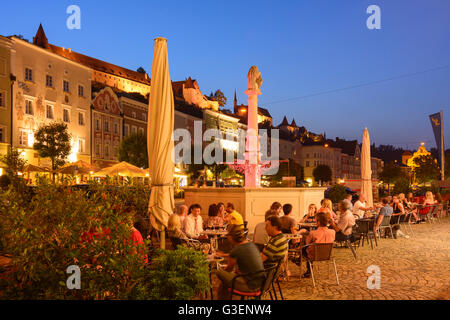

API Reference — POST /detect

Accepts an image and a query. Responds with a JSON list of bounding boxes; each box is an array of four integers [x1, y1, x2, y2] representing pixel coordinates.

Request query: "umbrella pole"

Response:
[[160, 227, 166, 249]]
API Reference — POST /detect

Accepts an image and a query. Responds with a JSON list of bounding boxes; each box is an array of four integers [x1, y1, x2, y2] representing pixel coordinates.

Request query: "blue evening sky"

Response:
[[1, 0, 449, 149]]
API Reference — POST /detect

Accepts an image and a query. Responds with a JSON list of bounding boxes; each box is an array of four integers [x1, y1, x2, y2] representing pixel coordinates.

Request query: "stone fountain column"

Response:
[[244, 66, 263, 188]]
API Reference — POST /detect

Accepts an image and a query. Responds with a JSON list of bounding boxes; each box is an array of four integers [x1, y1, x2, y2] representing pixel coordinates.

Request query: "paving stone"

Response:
[[279, 218, 450, 300]]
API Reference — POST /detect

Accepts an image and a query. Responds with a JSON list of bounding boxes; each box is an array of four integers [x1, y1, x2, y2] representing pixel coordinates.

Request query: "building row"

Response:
[[0, 25, 383, 187]]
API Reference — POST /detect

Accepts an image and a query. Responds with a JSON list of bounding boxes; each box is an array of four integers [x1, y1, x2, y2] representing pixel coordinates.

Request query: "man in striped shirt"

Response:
[[261, 216, 288, 268]]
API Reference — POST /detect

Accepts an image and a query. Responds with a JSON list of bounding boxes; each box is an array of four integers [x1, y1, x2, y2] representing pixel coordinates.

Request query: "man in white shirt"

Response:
[[183, 204, 207, 240], [352, 194, 373, 219]]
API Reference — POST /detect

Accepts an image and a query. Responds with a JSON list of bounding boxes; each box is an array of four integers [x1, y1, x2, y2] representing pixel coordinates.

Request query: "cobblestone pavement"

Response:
[[278, 218, 450, 300]]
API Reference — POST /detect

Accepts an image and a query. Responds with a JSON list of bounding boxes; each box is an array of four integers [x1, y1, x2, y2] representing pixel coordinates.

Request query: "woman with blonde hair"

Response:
[[168, 214, 189, 242], [320, 199, 337, 222], [423, 191, 436, 205]]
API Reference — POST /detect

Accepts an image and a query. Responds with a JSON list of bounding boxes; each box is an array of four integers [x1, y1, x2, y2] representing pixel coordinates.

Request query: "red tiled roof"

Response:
[[31, 25, 151, 86]]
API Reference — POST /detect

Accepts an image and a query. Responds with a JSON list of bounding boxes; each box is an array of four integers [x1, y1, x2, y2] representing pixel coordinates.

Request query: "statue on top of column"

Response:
[[247, 66, 263, 91]]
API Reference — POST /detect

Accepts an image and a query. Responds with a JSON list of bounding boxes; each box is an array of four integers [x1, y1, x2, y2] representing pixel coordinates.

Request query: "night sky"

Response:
[[1, 0, 449, 149]]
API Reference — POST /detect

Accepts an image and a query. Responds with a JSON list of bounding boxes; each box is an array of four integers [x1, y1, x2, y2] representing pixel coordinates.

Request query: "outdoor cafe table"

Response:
[[201, 230, 228, 252], [298, 222, 317, 231]]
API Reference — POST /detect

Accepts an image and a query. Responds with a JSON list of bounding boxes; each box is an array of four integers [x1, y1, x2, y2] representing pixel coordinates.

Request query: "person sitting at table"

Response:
[[320, 199, 337, 222], [280, 204, 297, 234], [353, 194, 373, 219], [343, 194, 354, 210], [217, 202, 226, 221], [390, 195, 409, 238], [418, 191, 438, 222], [299, 204, 317, 234], [270, 202, 283, 217], [253, 209, 277, 252], [302, 211, 336, 278], [261, 216, 288, 269], [329, 200, 356, 242], [224, 203, 244, 226], [205, 204, 224, 229], [374, 197, 395, 236], [216, 224, 265, 300], [176, 205, 188, 227], [183, 204, 208, 241], [168, 214, 189, 244]]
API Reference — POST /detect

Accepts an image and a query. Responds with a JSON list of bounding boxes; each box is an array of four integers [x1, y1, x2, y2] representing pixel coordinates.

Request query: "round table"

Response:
[[201, 230, 228, 252]]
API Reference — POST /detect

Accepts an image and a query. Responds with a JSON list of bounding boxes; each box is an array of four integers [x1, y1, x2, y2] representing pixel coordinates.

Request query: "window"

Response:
[[95, 143, 101, 157], [19, 129, 28, 146], [0, 91, 6, 108], [104, 144, 110, 158], [142, 113, 147, 121], [63, 80, 70, 93], [0, 126, 5, 142], [132, 112, 136, 119], [78, 85, 84, 97], [25, 68, 33, 81], [306, 153, 309, 158], [114, 123, 119, 135], [138, 127, 144, 135], [78, 112, 85, 126], [25, 100, 33, 115], [46, 105, 54, 119], [306, 161, 310, 167], [95, 119, 101, 131], [63, 109, 70, 123], [78, 139, 85, 153], [131, 126, 137, 134], [46, 75, 53, 88], [124, 124, 129, 136], [114, 146, 119, 158], [104, 120, 109, 133]]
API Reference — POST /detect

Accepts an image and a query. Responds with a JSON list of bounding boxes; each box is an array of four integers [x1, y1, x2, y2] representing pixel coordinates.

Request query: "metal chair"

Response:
[[399, 212, 414, 236], [303, 243, 339, 288], [378, 215, 393, 238], [355, 219, 377, 249], [266, 258, 285, 300], [334, 234, 357, 259], [229, 265, 277, 300]]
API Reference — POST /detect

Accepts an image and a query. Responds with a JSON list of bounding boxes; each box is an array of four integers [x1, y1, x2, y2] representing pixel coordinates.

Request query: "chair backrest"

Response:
[[312, 243, 334, 261], [379, 215, 392, 227], [169, 236, 184, 249], [400, 212, 412, 223], [356, 220, 370, 233], [261, 265, 278, 295], [390, 215, 401, 225]]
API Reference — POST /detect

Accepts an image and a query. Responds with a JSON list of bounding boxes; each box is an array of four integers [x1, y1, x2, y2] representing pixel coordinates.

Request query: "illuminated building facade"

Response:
[[10, 27, 92, 167], [0, 35, 12, 172]]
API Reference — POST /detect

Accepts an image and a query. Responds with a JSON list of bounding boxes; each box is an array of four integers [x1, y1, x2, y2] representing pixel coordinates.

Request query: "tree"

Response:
[[33, 122, 71, 174], [212, 90, 227, 107], [393, 177, 411, 195], [379, 162, 405, 192], [118, 132, 148, 168], [0, 147, 27, 190], [327, 184, 347, 204], [411, 155, 440, 184], [0, 146, 27, 178], [313, 165, 332, 184]]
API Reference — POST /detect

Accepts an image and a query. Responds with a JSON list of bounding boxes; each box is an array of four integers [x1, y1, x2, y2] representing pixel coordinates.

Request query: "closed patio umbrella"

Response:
[[147, 37, 175, 249], [361, 128, 373, 207]]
